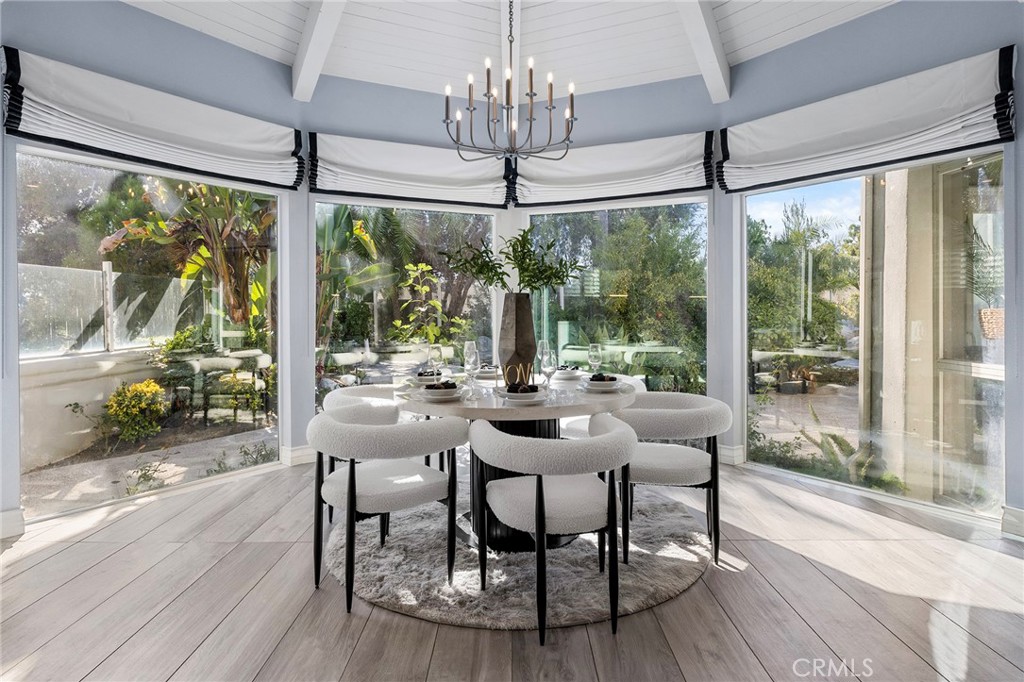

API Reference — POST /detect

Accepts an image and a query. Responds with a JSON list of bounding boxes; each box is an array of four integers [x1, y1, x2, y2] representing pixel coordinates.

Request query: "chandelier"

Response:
[[442, 0, 576, 161]]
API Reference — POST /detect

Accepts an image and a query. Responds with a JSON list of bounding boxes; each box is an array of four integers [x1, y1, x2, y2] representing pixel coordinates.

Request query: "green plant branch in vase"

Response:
[[442, 224, 583, 293], [443, 225, 583, 384]]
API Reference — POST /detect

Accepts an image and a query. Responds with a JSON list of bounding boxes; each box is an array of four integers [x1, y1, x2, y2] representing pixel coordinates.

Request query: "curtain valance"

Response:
[[2, 47, 303, 189], [514, 132, 713, 207], [718, 46, 1015, 193], [309, 133, 510, 208]]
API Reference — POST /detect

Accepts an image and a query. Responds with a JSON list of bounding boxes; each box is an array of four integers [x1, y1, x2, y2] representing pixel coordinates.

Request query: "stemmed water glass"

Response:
[[428, 344, 444, 375], [587, 343, 603, 374], [463, 340, 480, 399], [539, 348, 557, 387]]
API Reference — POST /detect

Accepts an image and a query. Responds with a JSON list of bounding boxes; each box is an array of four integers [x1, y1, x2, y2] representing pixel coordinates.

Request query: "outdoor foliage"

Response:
[[388, 263, 469, 344], [105, 379, 168, 443], [99, 181, 276, 326], [443, 224, 583, 293]]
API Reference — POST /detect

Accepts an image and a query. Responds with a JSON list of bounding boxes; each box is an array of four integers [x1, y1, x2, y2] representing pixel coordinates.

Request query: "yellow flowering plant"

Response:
[[105, 379, 168, 442]]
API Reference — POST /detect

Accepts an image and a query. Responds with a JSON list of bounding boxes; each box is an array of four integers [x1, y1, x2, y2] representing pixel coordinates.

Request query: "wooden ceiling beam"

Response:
[[676, 0, 731, 103], [292, 0, 346, 102]]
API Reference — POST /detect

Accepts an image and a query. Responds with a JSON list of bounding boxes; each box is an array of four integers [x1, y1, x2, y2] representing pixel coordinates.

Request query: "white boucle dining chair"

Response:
[[469, 413, 636, 645], [612, 392, 732, 564], [558, 373, 647, 439], [307, 403, 469, 612]]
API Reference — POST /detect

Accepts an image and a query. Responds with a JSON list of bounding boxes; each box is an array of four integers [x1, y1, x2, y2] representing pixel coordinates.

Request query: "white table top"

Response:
[[397, 377, 636, 420]]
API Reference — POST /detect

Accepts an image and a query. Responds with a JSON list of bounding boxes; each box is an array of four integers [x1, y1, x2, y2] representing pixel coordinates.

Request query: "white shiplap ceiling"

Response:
[[125, 1, 894, 100]]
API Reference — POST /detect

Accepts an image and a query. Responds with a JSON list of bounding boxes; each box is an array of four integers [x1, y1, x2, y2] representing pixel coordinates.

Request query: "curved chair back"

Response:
[[307, 403, 468, 461], [323, 384, 399, 409], [613, 392, 732, 440], [470, 413, 635, 476]]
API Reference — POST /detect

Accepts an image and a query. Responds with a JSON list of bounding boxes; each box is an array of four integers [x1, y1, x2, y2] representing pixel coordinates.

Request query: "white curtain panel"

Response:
[[310, 133, 509, 208], [2, 47, 303, 189], [718, 46, 1015, 193], [515, 132, 713, 206]]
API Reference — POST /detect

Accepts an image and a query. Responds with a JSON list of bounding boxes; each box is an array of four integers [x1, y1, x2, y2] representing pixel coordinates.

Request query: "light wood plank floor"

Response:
[[2, 462, 1022, 682]]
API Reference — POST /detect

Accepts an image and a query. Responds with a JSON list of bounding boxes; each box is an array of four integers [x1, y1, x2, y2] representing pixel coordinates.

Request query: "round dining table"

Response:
[[398, 375, 637, 552]]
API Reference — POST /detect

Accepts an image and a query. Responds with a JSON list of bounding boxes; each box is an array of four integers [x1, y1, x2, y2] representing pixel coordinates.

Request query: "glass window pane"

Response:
[[17, 151, 279, 519], [745, 155, 1005, 516], [529, 202, 709, 393], [313, 202, 494, 392], [18, 263, 105, 355]]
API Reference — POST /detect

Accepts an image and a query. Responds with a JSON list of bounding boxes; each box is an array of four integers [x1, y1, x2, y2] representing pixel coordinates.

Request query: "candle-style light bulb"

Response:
[[455, 109, 462, 143], [467, 73, 474, 109], [485, 57, 492, 94], [568, 81, 575, 119], [527, 57, 535, 94], [504, 67, 512, 106], [444, 83, 451, 120], [491, 87, 499, 120], [564, 107, 571, 137], [546, 72, 554, 107], [510, 119, 517, 147]]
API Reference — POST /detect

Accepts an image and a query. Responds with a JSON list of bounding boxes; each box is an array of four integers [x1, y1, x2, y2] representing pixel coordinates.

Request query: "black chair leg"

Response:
[[447, 448, 456, 584], [379, 514, 387, 547], [598, 529, 606, 573], [608, 468, 619, 634], [712, 480, 720, 565], [478, 505, 488, 590], [706, 487, 713, 538], [629, 482, 635, 521], [711, 435, 720, 565], [535, 475, 547, 646], [313, 452, 324, 588], [345, 459, 357, 613], [328, 457, 336, 524], [621, 464, 630, 564]]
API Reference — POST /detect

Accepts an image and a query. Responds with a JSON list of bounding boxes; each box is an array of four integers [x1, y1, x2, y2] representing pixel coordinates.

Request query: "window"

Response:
[[529, 201, 709, 392], [17, 150, 279, 519], [313, 202, 495, 393], [745, 153, 1005, 516]]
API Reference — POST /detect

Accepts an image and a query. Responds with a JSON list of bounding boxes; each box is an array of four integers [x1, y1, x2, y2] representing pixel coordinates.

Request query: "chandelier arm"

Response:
[[517, 145, 570, 162], [545, 107, 554, 148], [457, 147, 504, 161], [468, 107, 479, 148]]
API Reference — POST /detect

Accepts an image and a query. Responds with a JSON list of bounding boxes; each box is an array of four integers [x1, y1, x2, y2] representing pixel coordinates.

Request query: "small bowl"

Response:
[[422, 385, 459, 398], [501, 386, 545, 401]]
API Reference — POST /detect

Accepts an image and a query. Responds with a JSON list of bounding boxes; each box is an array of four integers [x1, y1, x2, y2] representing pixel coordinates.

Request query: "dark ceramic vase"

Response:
[[498, 292, 536, 385]]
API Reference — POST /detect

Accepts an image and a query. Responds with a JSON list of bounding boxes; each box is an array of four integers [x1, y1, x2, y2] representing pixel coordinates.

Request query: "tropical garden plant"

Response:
[[442, 224, 582, 292]]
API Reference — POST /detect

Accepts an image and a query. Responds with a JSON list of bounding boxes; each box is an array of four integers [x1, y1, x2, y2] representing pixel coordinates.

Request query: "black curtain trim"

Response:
[[994, 45, 1016, 140], [716, 128, 730, 190], [998, 45, 1015, 93], [6, 130, 304, 190], [515, 184, 713, 209], [291, 129, 306, 188], [309, 187, 508, 210], [720, 137, 1012, 194], [2, 46, 24, 131], [702, 131, 715, 187], [503, 157, 519, 206], [309, 132, 320, 187]]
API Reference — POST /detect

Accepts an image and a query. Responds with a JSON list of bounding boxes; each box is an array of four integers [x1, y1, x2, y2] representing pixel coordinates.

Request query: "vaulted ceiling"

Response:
[[124, 1, 893, 102]]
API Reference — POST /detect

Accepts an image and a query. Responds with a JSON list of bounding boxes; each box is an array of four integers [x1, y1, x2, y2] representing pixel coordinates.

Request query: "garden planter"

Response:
[[498, 293, 536, 385], [979, 307, 1004, 340]]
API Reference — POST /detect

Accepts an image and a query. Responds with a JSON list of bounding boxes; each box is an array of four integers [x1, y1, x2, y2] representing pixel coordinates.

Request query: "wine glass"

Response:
[[539, 348, 557, 387], [428, 344, 444, 375], [463, 341, 480, 398], [587, 343, 602, 374]]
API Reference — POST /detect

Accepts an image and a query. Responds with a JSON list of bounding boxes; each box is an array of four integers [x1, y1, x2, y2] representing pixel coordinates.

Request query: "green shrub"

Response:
[[105, 379, 168, 442]]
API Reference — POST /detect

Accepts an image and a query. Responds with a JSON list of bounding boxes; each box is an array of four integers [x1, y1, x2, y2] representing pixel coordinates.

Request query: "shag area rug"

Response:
[[324, 486, 710, 629]]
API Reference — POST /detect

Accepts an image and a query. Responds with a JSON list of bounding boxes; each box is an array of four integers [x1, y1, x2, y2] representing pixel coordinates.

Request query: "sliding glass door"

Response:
[[745, 153, 1005, 516]]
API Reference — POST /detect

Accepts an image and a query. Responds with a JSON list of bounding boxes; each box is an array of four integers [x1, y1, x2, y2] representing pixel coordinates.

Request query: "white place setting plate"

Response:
[[473, 367, 500, 379], [411, 372, 448, 385], [412, 387, 466, 403], [578, 379, 623, 393], [494, 387, 549, 405], [553, 368, 584, 381]]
